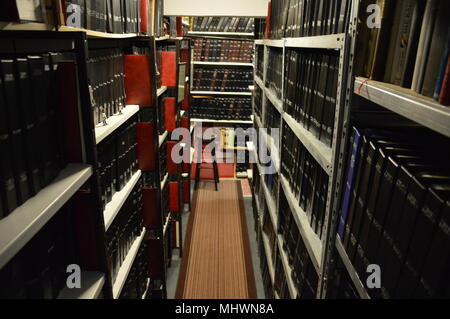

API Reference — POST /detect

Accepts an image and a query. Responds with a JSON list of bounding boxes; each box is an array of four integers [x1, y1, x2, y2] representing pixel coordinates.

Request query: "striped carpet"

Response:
[[175, 180, 256, 299]]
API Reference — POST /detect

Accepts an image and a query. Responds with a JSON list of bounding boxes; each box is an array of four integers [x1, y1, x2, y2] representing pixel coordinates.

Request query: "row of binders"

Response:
[[193, 39, 254, 63], [326, 262, 360, 298], [87, 49, 126, 126], [97, 116, 138, 208], [338, 127, 450, 299], [263, 100, 282, 133], [257, 229, 277, 299], [0, 203, 79, 298], [192, 68, 253, 92], [191, 97, 252, 121], [266, 47, 283, 99], [0, 54, 84, 219], [64, 0, 160, 34], [356, 0, 450, 105], [254, 85, 263, 120], [256, 46, 264, 80], [279, 189, 319, 299], [261, 199, 289, 298], [65, 0, 140, 33], [106, 176, 143, 284], [281, 122, 329, 240], [119, 240, 148, 299], [284, 49, 339, 147], [191, 17, 255, 33], [267, 0, 351, 39]]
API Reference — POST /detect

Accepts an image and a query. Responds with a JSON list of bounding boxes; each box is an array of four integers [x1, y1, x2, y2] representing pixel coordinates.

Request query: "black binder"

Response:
[[1, 59, 30, 205], [0, 70, 18, 216]]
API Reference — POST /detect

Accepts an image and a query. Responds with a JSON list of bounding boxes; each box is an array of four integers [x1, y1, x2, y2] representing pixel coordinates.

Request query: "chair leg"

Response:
[[195, 163, 201, 190], [213, 160, 219, 191]]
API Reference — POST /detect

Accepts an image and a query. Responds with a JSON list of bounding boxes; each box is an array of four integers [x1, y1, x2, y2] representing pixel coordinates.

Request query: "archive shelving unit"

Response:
[[252, 0, 450, 300], [250, 1, 360, 299], [0, 2, 183, 298], [189, 32, 255, 179], [189, 32, 255, 122]]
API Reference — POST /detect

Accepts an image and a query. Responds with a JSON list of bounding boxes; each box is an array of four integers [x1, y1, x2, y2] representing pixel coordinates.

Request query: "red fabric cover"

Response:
[[161, 51, 177, 87], [124, 55, 153, 106], [136, 122, 156, 170]]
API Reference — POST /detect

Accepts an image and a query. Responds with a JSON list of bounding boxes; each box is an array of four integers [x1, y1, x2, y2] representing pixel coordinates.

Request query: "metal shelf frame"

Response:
[[354, 77, 450, 138], [251, 1, 361, 300], [192, 61, 254, 67], [190, 91, 252, 96]]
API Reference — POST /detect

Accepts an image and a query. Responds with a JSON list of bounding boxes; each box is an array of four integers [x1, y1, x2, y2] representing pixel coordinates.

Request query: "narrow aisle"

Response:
[[176, 180, 256, 299]]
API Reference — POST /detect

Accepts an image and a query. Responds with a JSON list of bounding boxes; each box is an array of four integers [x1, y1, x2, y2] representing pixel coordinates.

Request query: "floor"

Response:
[[166, 180, 265, 299]]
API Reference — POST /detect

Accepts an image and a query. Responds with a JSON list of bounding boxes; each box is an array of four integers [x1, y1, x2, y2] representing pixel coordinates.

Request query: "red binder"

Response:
[[73, 191, 99, 270], [143, 187, 160, 228], [147, 239, 163, 277], [181, 83, 190, 110], [182, 162, 190, 173], [58, 61, 83, 163], [171, 221, 177, 247], [169, 181, 179, 212], [265, 1, 271, 40], [140, 0, 148, 33], [136, 122, 156, 170], [180, 48, 190, 63], [439, 55, 450, 105], [161, 51, 177, 87], [180, 116, 189, 129], [176, 17, 183, 37], [167, 141, 178, 174], [164, 97, 177, 131], [183, 180, 189, 204], [124, 55, 153, 106]]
